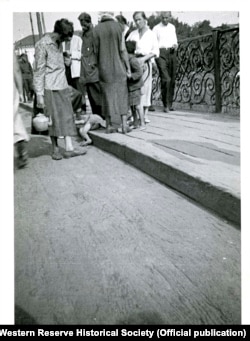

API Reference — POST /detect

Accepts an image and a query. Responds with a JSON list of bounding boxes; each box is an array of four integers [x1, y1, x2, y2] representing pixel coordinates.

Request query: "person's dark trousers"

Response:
[[23, 78, 34, 101], [155, 48, 176, 109], [65, 65, 72, 86], [65, 66, 87, 111], [86, 82, 104, 120], [70, 86, 83, 112]]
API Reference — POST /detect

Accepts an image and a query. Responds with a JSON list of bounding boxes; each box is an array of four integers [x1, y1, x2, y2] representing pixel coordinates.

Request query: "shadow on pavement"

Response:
[[27, 136, 51, 159], [116, 310, 165, 325], [15, 305, 38, 325]]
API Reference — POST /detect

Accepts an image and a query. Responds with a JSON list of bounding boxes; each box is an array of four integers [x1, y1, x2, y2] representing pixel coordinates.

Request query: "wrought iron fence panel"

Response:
[[152, 26, 239, 114], [219, 28, 240, 113]]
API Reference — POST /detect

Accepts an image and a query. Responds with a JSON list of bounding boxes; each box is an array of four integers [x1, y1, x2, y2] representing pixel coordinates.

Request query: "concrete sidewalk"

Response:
[[89, 109, 240, 226], [21, 102, 240, 226]]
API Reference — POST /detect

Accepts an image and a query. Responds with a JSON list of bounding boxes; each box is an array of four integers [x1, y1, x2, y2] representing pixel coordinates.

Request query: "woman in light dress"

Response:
[[126, 11, 159, 124]]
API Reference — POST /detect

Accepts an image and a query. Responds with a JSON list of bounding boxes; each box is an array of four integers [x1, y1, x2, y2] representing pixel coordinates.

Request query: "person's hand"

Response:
[[19, 94, 24, 103], [126, 70, 132, 79], [63, 51, 71, 58], [36, 94, 45, 109], [138, 58, 146, 71], [64, 56, 72, 66], [152, 62, 158, 74]]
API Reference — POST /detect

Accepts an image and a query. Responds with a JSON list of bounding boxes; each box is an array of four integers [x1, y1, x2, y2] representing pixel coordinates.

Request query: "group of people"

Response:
[[14, 11, 178, 164]]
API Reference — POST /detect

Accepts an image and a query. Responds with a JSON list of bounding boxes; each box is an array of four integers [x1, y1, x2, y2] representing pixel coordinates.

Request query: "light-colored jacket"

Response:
[[62, 35, 82, 78]]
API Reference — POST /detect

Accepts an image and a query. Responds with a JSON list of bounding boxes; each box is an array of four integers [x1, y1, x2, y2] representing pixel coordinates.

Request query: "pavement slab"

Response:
[[14, 140, 240, 325], [88, 110, 240, 226], [19, 102, 240, 225]]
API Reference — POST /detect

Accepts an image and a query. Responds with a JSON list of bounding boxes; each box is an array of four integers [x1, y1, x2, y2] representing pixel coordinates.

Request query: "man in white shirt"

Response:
[[153, 11, 178, 112], [63, 34, 82, 90], [62, 29, 87, 118]]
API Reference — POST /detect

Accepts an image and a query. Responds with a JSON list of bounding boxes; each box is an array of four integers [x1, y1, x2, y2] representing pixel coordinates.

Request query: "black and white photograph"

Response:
[[0, 0, 249, 328]]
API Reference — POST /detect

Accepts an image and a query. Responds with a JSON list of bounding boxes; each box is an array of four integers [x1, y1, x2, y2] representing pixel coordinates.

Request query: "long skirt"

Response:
[[138, 59, 152, 107], [44, 88, 77, 137], [99, 81, 128, 119]]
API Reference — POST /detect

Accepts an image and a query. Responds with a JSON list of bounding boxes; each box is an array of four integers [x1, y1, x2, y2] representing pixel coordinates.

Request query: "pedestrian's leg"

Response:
[[64, 136, 74, 151], [51, 136, 63, 160], [121, 114, 132, 134], [131, 106, 139, 127], [23, 79, 28, 103], [86, 83, 104, 119], [136, 103, 146, 129], [64, 136, 87, 158], [156, 52, 170, 112], [149, 63, 157, 111], [144, 106, 150, 123], [28, 78, 34, 101], [77, 81, 87, 113], [16, 140, 28, 168], [105, 116, 116, 133], [169, 51, 177, 110], [70, 86, 83, 120]]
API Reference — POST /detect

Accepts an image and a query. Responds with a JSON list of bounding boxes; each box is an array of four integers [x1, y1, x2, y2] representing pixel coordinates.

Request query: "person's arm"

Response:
[[120, 33, 131, 78], [13, 53, 23, 102], [172, 25, 178, 50], [140, 52, 155, 63], [130, 57, 143, 81], [28, 62, 33, 76], [92, 28, 99, 60], [33, 42, 46, 108]]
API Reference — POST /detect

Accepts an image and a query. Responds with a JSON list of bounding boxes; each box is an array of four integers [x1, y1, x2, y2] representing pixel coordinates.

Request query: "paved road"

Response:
[[14, 116, 240, 324]]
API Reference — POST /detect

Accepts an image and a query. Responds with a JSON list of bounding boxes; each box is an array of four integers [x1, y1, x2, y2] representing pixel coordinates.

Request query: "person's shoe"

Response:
[[149, 105, 155, 112], [169, 107, 175, 111], [18, 155, 28, 168], [134, 125, 146, 131], [51, 151, 63, 160], [117, 126, 132, 134], [163, 107, 169, 113], [64, 149, 87, 158], [16, 140, 28, 169], [127, 119, 135, 127], [106, 126, 117, 134], [145, 118, 150, 123]]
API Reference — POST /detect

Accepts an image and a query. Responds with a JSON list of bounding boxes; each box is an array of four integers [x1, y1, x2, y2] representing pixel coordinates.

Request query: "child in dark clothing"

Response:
[[126, 40, 146, 130]]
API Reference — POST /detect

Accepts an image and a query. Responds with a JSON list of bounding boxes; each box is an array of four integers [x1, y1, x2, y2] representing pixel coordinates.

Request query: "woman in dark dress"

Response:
[[93, 12, 132, 134]]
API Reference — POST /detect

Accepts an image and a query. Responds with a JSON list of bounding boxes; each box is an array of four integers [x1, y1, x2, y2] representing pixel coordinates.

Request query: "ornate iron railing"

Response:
[[152, 26, 240, 114]]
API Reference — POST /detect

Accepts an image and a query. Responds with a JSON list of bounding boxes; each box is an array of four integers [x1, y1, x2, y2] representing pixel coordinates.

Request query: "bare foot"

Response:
[[80, 140, 92, 146]]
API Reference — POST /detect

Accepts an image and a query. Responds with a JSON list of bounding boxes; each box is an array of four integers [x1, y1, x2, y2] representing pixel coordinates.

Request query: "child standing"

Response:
[[126, 40, 146, 130]]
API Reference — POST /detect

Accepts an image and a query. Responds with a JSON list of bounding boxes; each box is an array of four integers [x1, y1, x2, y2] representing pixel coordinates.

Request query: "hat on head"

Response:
[[98, 11, 115, 20], [78, 12, 92, 23]]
